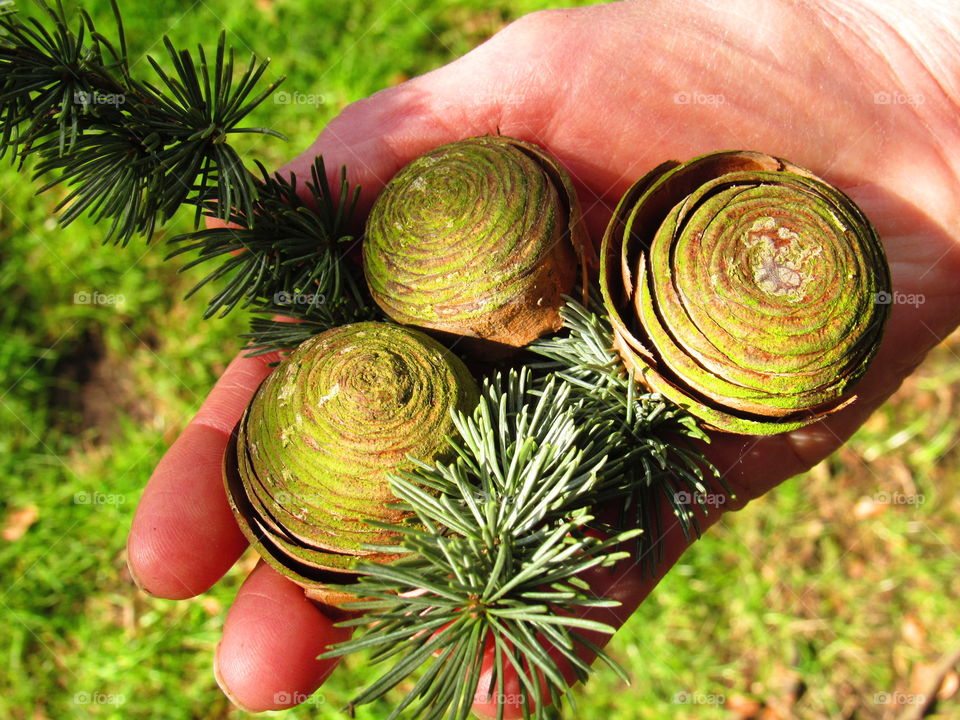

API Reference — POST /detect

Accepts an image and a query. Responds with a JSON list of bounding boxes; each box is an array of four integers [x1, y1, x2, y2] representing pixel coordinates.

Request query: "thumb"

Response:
[[275, 11, 568, 213]]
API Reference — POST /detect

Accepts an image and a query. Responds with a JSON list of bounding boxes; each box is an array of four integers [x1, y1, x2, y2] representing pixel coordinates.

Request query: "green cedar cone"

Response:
[[223, 322, 479, 605], [363, 136, 588, 352], [600, 150, 891, 435]]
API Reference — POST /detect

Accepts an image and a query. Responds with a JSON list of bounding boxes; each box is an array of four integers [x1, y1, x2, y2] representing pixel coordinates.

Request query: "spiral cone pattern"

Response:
[[363, 135, 587, 349], [601, 151, 891, 435], [224, 322, 479, 599]]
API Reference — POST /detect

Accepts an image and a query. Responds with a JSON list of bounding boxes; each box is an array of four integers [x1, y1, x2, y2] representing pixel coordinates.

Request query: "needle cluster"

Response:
[[1, 0, 372, 351], [324, 300, 724, 720], [0, 0, 283, 242], [167, 156, 378, 353]]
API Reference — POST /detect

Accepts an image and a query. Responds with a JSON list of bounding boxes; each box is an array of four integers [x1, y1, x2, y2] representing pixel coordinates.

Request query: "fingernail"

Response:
[[213, 644, 258, 714], [126, 556, 148, 594]]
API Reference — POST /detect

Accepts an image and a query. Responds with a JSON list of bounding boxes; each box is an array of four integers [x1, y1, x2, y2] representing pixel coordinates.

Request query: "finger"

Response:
[[276, 82, 498, 215], [202, 215, 240, 230], [214, 561, 351, 712], [127, 350, 279, 599]]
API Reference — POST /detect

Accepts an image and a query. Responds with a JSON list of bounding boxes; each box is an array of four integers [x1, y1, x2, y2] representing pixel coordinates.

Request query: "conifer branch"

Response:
[[324, 369, 641, 720], [167, 156, 379, 353], [1, 0, 376, 354], [324, 302, 726, 719], [0, 0, 285, 244], [530, 297, 729, 558]]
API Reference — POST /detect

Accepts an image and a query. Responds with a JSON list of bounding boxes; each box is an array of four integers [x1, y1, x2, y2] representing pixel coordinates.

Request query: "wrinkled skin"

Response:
[[126, 0, 960, 715]]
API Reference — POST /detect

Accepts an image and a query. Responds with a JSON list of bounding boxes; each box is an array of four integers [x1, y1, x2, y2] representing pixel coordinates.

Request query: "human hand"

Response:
[[127, 0, 960, 714]]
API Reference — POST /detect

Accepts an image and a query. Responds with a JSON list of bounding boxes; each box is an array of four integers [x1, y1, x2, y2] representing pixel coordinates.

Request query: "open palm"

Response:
[[127, 0, 960, 713]]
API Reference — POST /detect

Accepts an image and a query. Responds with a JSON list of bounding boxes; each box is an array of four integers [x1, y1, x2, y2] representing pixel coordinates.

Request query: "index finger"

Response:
[[127, 350, 279, 599]]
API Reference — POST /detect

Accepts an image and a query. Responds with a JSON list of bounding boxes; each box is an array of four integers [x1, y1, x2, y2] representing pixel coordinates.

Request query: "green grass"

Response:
[[1, 1, 958, 719]]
